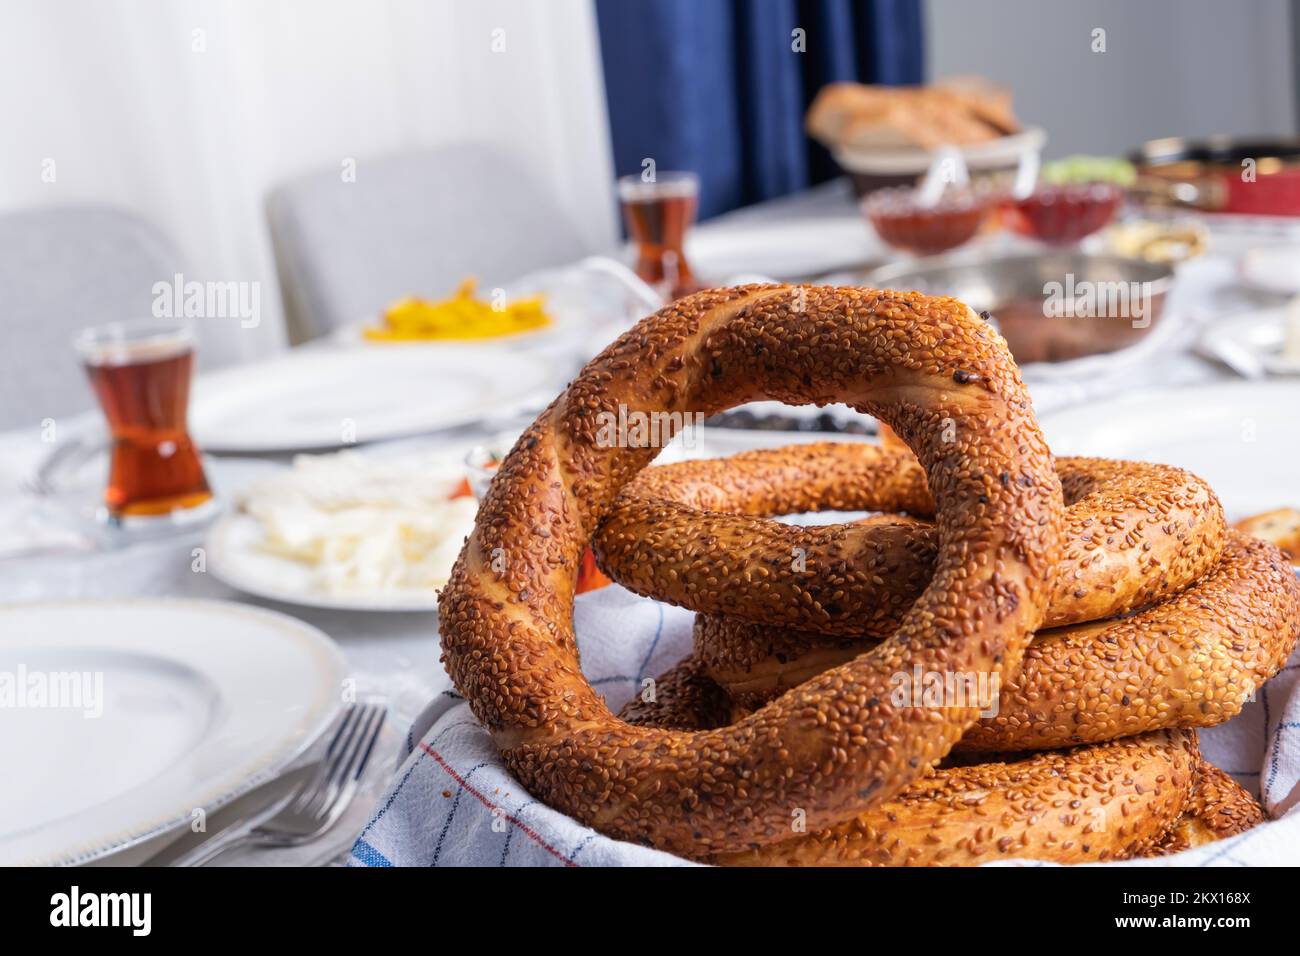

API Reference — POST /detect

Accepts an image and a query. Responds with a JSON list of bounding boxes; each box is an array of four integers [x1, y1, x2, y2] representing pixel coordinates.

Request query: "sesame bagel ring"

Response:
[[618, 674, 1208, 864], [438, 284, 1065, 857], [594, 444, 1225, 636], [614, 687, 1201, 864], [617, 653, 736, 731], [694, 532, 1300, 750], [712, 730, 1200, 866], [1150, 762, 1265, 855]]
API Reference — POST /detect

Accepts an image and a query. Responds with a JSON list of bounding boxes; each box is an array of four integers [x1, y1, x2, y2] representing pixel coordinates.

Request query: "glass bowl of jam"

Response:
[[1004, 182, 1124, 244], [863, 186, 995, 256]]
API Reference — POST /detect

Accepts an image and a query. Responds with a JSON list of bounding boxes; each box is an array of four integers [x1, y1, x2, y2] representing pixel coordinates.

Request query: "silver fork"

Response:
[[183, 701, 387, 866]]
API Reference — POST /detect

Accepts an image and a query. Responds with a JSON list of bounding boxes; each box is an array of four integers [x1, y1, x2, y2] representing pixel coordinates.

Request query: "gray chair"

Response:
[[0, 205, 187, 431], [267, 144, 604, 343]]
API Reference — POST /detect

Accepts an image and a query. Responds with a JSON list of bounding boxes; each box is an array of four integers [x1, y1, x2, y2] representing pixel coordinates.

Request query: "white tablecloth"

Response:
[[3, 190, 1299, 864]]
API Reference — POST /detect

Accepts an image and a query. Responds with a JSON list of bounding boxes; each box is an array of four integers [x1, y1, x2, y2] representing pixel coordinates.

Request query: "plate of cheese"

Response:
[[206, 449, 477, 611]]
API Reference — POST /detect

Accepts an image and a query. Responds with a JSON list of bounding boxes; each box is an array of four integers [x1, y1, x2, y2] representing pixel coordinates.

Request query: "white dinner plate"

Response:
[[0, 599, 346, 866], [1198, 307, 1300, 377], [190, 347, 554, 453], [686, 218, 883, 281], [206, 512, 443, 613], [1238, 244, 1300, 296], [692, 426, 874, 460], [1040, 381, 1300, 520], [332, 283, 590, 353], [330, 256, 658, 371]]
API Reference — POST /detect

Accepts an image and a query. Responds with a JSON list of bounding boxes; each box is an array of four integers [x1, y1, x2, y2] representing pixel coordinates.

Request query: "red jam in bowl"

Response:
[[1005, 182, 1123, 244], [864, 187, 993, 255]]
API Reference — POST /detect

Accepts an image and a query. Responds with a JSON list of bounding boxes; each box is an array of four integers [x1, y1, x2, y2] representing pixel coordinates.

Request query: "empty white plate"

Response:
[[1239, 245, 1300, 296], [1198, 307, 1300, 377], [0, 599, 346, 865], [190, 346, 554, 453], [1041, 381, 1300, 520]]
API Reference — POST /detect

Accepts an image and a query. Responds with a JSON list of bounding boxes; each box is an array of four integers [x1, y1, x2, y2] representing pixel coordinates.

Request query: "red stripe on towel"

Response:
[[421, 743, 578, 866]]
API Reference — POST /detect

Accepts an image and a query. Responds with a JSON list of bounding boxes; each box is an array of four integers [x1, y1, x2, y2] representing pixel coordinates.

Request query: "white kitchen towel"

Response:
[[349, 581, 1300, 867]]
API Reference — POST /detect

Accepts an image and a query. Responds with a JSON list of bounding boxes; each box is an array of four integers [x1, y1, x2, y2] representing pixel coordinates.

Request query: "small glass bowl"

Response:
[[1004, 181, 1124, 245], [863, 185, 996, 255]]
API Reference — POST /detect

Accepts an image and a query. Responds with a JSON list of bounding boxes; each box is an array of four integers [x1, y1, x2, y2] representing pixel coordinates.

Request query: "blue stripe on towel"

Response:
[[352, 839, 392, 867], [636, 605, 665, 682], [433, 762, 488, 865], [355, 719, 480, 845], [1267, 722, 1300, 799], [568, 832, 598, 863]]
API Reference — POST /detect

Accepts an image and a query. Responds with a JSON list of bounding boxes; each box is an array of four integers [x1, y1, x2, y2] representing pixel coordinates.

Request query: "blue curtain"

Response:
[[595, 0, 924, 219]]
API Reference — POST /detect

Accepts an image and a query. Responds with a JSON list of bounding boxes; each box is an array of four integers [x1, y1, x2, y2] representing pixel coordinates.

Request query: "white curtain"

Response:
[[0, 0, 618, 364]]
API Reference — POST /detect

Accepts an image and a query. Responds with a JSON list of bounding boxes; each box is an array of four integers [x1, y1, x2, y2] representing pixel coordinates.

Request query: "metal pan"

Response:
[[1132, 135, 1300, 216]]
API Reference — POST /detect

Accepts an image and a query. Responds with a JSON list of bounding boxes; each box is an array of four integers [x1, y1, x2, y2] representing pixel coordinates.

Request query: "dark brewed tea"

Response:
[[618, 173, 702, 300], [79, 323, 212, 520]]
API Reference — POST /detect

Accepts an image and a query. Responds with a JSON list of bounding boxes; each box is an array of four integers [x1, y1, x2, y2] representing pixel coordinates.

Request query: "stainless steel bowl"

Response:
[[859, 252, 1175, 365]]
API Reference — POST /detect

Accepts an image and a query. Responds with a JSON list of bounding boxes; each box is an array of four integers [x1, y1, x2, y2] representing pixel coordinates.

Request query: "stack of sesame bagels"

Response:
[[439, 284, 1300, 866], [600, 440, 1300, 864]]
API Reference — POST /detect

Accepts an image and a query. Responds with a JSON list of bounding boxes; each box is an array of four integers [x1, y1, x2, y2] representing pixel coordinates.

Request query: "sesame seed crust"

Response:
[[617, 653, 735, 731], [710, 729, 1199, 866], [1149, 761, 1265, 854], [963, 532, 1299, 750], [595, 444, 1227, 634], [616, 664, 1264, 861], [437, 284, 1065, 856], [690, 532, 1299, 753]]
